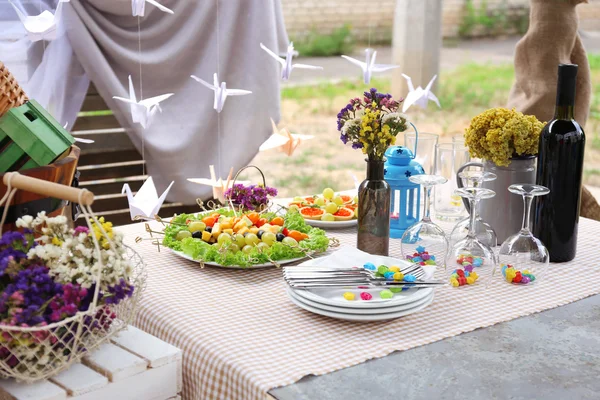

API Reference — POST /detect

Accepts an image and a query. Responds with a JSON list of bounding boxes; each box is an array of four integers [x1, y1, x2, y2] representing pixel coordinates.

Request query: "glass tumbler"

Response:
[[404, 132, 439, 175], [433, 142, 470, 221]]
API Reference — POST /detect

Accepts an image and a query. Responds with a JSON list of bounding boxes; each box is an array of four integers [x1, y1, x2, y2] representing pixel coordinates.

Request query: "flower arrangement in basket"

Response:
[[223, 165, 277, 212], [0, 172, 145, 382]]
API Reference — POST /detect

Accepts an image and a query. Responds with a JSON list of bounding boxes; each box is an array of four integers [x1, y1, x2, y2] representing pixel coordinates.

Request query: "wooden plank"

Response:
[[79, 95, 110, 112], [78, 149, 142, 166], [73, 131, 135, 153], [82, 343, 148, 383], [111, 326, 181, 369], [78, 175, 147, 197], [71, 362, 178, 400], [0, 379, 67, 400], [78, 161, 144, 182], [49, 364, 108, 397], [72, 115, 121, 132]]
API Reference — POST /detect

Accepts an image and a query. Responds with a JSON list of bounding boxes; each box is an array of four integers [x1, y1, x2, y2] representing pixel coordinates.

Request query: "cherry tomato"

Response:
[[202, 216, 217, 227], [282, 227, 289, 236], [246, 212, 260, 225], [271, 217, 284, 226], [255, 218, 267, 228]]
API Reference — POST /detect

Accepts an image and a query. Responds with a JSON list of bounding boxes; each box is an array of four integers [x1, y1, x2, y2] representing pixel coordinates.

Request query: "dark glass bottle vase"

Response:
[[357, 159, 391, 256]]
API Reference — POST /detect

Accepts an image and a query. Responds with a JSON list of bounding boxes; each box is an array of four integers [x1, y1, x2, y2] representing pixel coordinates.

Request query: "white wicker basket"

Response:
[[0, 172, 147, 382]]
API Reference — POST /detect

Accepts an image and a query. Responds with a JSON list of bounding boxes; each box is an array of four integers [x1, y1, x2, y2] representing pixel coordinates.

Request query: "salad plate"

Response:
[[172, 249, 307, 269], [162, 207, 332, 269], [304, 219, 357, 229]]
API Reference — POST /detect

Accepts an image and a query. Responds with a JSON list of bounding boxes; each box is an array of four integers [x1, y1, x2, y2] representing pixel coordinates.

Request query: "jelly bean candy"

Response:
[[420, 262, 426, 266], [456, 270, 465, 277], [389, 265, 400, 273], [358, 286, 369, 289], [430, 255, 436, 261], [421, 254, 430, 261], [521, 276, 531, 284], [501, 265, 508, 276], [384, 271, 396, 281], [425, 260, 436, 266], [465, 271, 470, 277], [466, 276, 475, 285], [377, 265, 389, 275], [471, 271, 479, 279], [393, 272, 404, 281], [451, 273, 458, 279], [390, 287, 403, 293], [523, 269, 531, 275], [416, 245, 426, 253], [364, 262, 376, 271], [451, 279, 459, 287], [380, 289, 394, 299], [473, 258, 483, 267], [458, 277, 467, 285], [513, 272, 522, 283], [360, 292, 372, 301], [343, 292, 355, 301], [404, 274, 416, 283], [412, 257, 423, 263]]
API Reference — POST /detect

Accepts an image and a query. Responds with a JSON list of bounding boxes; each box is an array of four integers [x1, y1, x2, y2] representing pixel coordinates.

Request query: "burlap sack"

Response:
[[508, 0, 600, 221]]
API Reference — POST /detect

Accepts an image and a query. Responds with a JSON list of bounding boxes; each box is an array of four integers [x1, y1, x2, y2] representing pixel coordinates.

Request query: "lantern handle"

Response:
[[408, 122, 418, 159]]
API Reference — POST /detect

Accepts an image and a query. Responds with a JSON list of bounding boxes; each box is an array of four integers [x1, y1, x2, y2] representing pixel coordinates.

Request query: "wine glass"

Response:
[[449, 171, 498, 247], [445, 187, 497, 288], [498, 184, 550, 285], [401, 175, 449, 270]]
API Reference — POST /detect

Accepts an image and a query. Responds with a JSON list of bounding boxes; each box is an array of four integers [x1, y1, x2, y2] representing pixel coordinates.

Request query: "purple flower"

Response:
[[340, 134, 348, 144], [352, 142, 364, 149], [74, 226, 89, 235]]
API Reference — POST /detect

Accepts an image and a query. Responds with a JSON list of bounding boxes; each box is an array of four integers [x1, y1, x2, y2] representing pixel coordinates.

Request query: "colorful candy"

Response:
[[363, 262, 376, 271], [404, 274, 416, 283], [377, 265, 389, 275], [384, 271, 396, 280], [343, 292, 355, 301], [360, 292, 373, 301], [393, 272, 404, 281], [501, 264, 536, 284], [390, 287, 403, 293], [405, 247, 437, 266], [449, 268, 479, 287], [380, 289, 393, 299], [389, 265, 400, 273]]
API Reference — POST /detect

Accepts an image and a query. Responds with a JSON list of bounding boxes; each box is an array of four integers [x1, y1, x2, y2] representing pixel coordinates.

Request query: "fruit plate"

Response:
[[172, 249, 308, 269], [303, 219, 357, 229]]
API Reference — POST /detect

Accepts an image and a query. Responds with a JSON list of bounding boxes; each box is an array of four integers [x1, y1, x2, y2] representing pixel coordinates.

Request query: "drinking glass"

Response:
[[404, 132, 439, 174], [498, 184, 550, 285], [449, 171, 498, 247], [445, 187, 497, 288], [433, 142, 470, 221], [452, 135, 465, 145], [401, 175, 449, 269]]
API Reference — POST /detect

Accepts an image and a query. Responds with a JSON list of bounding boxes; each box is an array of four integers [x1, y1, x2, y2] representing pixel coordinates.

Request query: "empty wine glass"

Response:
[[445, 187, 497, 288], [449, 171, 498, 247], [401, 175, 449, 270], [498, 184, 550, 285]]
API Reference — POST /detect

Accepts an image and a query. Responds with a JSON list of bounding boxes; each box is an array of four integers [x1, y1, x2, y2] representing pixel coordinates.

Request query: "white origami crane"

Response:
[[259, 119, 313, 157], [190, 73, 252, 113], [131, 0, 173, 17], [112, 75, 173, 129], [259, 42, 323, 81], [188, 166, 251, 204], [63, 123, 94, 144], [341, 48, 399, 84], [402, 74, 441, 113], [9, 0, 70, 42], [122, 177, 174, 220]]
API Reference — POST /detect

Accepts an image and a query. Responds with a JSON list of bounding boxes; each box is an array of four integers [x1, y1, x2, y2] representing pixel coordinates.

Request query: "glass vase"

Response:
[[357, 158, 391, 256]]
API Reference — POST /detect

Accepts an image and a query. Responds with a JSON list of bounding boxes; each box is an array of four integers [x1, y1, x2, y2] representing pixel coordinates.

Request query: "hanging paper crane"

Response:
[[259, 42, 323, 81], [401, 74, 441, 112], [190, 73, 252, 113], [259, 119, 313, 157], [131, 0, 173, 17], [112, 75, 173, 129], [8, 0, 70, 42], [122, 177, 174, 220], [341, 48, 399, 84], [188, 166, 251, 204]]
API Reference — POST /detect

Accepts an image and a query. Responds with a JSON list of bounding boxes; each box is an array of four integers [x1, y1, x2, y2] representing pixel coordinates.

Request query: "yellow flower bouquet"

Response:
[[464, 108, 545, 167]]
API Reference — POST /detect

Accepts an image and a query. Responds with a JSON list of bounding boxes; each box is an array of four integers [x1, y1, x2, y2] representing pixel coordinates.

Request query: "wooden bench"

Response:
[[73, 84, 199, 226], [0, 326, 182, 400]]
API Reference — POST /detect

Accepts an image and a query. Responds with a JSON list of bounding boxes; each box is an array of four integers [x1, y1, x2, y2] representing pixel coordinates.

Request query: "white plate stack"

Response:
[[283, 246, 437, 322]]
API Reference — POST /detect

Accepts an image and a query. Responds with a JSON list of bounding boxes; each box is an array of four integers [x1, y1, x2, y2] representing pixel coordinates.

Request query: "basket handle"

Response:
[[231, 165, 267, 188], [3, 172, 94, 206]]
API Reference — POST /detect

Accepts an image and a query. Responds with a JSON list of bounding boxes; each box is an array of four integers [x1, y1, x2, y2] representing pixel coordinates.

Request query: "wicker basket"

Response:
[[0, 61, 28, 118], [0, 173, 146, 382]]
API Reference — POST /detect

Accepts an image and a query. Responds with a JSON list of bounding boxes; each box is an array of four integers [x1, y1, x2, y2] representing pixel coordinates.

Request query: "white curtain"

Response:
[[1, 0, 288, 204]]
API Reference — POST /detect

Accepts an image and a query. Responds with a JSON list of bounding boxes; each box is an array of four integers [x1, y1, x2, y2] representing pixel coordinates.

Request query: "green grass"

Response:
[[292, 25, 354, 57]]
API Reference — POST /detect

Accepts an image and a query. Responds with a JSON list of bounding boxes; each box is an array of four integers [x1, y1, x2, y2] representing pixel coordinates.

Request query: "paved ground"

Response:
[[285, 35, 600, 86]]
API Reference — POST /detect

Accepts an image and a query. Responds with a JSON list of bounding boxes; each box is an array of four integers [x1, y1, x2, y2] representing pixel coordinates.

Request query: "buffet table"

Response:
[[118, 217, 600, 400]]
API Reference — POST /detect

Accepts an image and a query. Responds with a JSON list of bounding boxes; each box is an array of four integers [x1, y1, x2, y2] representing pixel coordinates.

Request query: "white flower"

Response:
[[16, 215, 33, 228]]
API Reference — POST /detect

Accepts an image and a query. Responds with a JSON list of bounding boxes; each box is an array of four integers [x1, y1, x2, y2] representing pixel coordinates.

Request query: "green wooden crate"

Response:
[[0, 100, 75, 173]]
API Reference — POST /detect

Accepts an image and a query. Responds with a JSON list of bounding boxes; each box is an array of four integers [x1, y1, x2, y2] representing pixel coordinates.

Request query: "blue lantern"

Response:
[[384, 145, 425, 238]]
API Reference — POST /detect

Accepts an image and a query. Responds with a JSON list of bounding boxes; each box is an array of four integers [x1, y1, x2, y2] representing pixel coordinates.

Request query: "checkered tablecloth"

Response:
[[118, 217, 600, 400]]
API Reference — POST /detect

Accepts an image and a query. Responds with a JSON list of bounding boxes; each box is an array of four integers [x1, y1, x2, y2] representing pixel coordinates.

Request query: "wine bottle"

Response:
[[533, 64, 586, 262]]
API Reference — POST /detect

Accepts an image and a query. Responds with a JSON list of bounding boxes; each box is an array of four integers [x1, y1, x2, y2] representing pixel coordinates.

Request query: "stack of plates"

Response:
[[286, 286, 435, 322]]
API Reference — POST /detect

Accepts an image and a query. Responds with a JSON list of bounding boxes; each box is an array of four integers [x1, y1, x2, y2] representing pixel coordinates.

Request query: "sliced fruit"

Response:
[[321, 213, 335, 222], [288, 230, 309, 242], [270, 216, 284, 226], [333, 207, 355, 221], [211, 223, 222, 237], [201, 231, 212, 242], [340, 194, 353, 204], [300, 206, 325, 220]]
